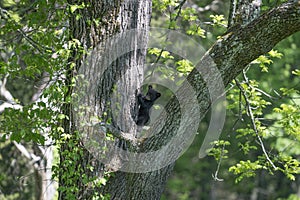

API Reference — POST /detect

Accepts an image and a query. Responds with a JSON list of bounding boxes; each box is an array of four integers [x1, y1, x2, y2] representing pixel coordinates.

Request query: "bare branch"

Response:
[[31, 72, 51, 102], [0, 75, 15, 103], [0, 75, 23, 113], [13, 141, 42, 169], [0, 102, 22, 113], [212, 143, 225, 182]]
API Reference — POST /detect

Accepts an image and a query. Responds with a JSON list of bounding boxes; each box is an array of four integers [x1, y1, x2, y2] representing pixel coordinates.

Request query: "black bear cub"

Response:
[[136, 85, 161, 126]]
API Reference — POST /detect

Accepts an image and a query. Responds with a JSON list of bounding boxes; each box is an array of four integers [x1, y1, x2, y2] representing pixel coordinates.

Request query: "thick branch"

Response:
[[228, 0, 262, 27], [143, 1, 300, 154], [211, 1, 300, 86]]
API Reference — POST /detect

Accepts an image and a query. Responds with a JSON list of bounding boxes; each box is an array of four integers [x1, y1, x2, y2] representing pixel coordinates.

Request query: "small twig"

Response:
[[212, 143, 225, 181], [17, 29, 44, 54], [253, 87, 279, 100], [241, 70, 279, 100], [173, 0, 187, 21], [235, 78, 277, 170]]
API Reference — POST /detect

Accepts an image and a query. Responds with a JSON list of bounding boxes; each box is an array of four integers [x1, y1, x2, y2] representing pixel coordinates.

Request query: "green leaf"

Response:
[[255, 55, 273, 72], [58, 114, 66, 120], [209, 15, 227, 27], [70, 3, 86, 13], [186, 24, 205, 37], [148, 48, 162, 56], [176, 59, 194, 75], [57, 127, 65, 133], [181, 8, 197, 21], [10, 132, 21, 143], [70, 5, 79, 13], [2, 0, 16, 7], [292, 69, 300, 76], [229, 160, 266, 183], [268, 50, 283, 58]]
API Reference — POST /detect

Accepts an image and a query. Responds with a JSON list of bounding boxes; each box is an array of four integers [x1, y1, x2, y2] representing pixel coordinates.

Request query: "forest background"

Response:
[[0, 0, 300, 199]]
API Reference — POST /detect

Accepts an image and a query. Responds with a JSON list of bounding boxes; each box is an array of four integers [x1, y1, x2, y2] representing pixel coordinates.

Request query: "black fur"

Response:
[[136, 85, 161, 126]]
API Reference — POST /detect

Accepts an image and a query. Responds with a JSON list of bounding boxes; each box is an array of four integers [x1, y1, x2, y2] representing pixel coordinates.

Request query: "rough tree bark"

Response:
[[61, 0, 155, 199], [61, 0, 300, 199]]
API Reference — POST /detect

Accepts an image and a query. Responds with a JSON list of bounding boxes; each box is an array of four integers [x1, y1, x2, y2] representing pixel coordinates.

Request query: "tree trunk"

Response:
[[60, 0, 300, 199], [60, 0, 165, 199]]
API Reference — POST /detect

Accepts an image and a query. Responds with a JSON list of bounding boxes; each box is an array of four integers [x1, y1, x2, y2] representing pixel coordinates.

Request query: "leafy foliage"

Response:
[[0, 0, 111, 199], [208, 140, 230, 161], [229, 160, 267, 183]]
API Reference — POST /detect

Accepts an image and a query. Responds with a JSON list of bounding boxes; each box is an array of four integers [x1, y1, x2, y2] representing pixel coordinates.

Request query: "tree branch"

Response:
[[146, 1, 300, 149], [211, 1, 300, 86], [0, 75, 15, 103], [0, 75, 23, 113], [13, 141, 42, 169], [103, 1, 300, 157], [235, 78, 277, 169]]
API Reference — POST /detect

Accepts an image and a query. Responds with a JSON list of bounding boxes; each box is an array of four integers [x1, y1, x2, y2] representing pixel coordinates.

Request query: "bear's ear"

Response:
[[148, 85, 153, 89], [157, 92, 161, 97]]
